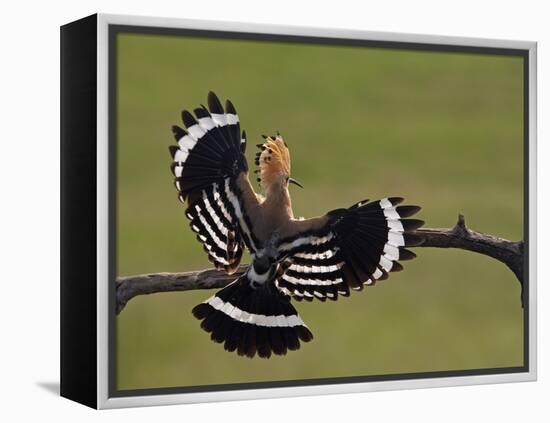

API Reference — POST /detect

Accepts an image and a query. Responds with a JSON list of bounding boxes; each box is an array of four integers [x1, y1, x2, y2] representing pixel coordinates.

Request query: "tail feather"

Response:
[[192, 276, 312, 358]]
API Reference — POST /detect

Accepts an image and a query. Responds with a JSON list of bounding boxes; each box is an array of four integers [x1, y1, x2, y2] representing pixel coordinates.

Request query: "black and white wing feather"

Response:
[[275, 198, 423, 301], [169, 92, 257, 273]]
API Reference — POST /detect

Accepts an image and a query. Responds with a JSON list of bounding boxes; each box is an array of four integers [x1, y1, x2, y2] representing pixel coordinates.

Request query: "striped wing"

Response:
[[275, 198, 423, 301], [169, 92, 258, 273]]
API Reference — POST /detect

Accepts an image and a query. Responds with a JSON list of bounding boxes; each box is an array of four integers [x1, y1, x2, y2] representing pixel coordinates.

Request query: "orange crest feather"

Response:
[[254, 134, 291, 190]]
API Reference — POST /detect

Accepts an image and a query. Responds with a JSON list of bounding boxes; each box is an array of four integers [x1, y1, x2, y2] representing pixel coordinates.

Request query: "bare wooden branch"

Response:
[[116, 266, 247, 315], [413, 214, 524, 282], [412, 214, 524, 307], [116, 215, 524, 314]]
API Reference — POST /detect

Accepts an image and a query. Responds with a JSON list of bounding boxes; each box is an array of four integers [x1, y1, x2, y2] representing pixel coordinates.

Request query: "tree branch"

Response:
[[116, 214, 524, 314], [414, 214, 524, 282], [116, 266, 247, 315]]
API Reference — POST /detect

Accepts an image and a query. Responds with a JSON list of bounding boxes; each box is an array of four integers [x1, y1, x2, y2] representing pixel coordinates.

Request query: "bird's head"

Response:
[[255, 133, 303, 195]]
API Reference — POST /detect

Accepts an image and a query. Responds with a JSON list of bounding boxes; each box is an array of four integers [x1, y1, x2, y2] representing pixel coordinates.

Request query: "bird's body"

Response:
[[169, 92, 423, 358], [235, 171, 325, 288]]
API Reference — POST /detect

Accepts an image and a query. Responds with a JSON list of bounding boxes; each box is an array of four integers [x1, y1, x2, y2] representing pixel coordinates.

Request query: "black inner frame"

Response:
[[108, 24, 530, 398]]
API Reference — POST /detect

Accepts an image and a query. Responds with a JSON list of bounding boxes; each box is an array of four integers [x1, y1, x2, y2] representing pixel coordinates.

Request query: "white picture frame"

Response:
[[60, 13, 537, 409]]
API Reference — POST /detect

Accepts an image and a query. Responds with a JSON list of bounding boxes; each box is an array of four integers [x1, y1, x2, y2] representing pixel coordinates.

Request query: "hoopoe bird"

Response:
[[169, 92, 424, 359]]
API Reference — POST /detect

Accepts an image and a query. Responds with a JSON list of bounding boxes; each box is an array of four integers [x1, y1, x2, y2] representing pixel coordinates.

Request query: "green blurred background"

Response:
[[115, 32, 524, 391]]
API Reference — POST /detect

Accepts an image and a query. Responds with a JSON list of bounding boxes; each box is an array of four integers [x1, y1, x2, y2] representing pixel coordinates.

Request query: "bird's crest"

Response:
[[255, 133, 291, 191]]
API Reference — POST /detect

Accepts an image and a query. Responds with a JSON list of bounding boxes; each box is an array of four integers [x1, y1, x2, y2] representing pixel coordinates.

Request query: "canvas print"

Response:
[[113, 30, 526, 393]]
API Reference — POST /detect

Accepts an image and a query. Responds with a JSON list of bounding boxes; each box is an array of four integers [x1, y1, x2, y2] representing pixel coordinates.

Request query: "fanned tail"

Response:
[[192, 275, 313, 358]]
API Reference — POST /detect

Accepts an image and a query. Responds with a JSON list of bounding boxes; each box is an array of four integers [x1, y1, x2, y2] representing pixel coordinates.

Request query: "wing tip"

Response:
[[226, 99, 237, 114], [207, 91, 223, 113]]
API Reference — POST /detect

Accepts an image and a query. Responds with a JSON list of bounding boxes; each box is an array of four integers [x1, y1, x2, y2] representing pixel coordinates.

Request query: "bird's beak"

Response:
[[289, 178, 304, 189]]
